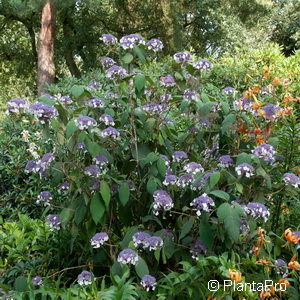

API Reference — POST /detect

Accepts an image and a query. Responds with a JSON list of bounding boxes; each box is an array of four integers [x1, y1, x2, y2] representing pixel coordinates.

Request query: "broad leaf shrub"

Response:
[[1, 34, 300, 299]]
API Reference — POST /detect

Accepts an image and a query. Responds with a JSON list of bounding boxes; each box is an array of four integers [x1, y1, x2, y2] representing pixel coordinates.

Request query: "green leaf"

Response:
[[118, 183, 130, 206], [133, 46, 146, 63], [209, 172, 220, 188], [122, 53, 134, 64], [74, 199, 87, 225], [179, 217, 194, 240], [65, 119, 77, 138], [60, 208, 74, 225], [135, 257, 149, 278], [157, 159, 167, 177], [86, 140, 101, 156], [236, 183, 243, 193], [14, 276, 29, 292], [209, 190, 230, 201], [146, 177, 158, 194], [100, 181, 111, 208], [221, 113, 236, 134], [70, 85, 85, 99], [217, 203, 245, 243], [236, 153, 252, 165], [90, 192, 105, 224], [135, 73, 145, 96]]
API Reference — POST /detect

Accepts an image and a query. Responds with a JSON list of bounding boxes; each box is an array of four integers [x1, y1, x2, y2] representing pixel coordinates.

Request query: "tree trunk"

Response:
[[37, 1, 56, 96], [25, 22, 38, 64]]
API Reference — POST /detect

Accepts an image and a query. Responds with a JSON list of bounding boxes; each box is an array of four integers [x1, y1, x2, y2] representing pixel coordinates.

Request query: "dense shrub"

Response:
[[1, 37, 300, 299]]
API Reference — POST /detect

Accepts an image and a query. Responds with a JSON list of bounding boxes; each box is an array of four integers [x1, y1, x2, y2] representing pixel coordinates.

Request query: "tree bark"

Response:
[[37, 1, 56, 96], [25, 22, 38, 64]]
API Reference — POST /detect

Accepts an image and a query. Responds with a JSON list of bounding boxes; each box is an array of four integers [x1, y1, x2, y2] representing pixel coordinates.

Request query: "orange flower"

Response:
[[252, 84, 261, 94], [278, 278, 290, 287], [263, 73, 270, 79], [229, 269, 242, 282], [256, 259, 273, 265], [244, 90, 253, 98], [251, 246, 260, 256], [293, 167, 300, 175], [253, 128, 263, 136], [282, 93, 295, 103], [272, 77, 280, 86], [253, 101, 263, 110], [288, 260, 300, 271], [263, 66, 269, 72], [256, 137, 266, 145], [284, 228, 300, 244]]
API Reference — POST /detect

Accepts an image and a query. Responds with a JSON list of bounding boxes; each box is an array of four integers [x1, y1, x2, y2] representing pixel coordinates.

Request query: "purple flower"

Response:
[[29, 103, 58, 123], [117, 249, 139, 265], [133, 232, 151, 248], [90, 180, 100, 191], [244, 203, 270, 222], [183, 162, 204, 175], [7, 98, 29, 113], [46, 214, 60, 231], [32, 276, 43, 286], [160, 74, 176, 87], [36, 192, 52, 206], [218, 155, 233, 168], [77, 271, 93, 286], [119, 34, 144, 49], [159, 93, 172, 103], [88, 81, 101, 90], [222, 87, 236, 94], [99, 114, 115, 126], [105, 92, 118, 99], [192, 59, 213, 71], [25, 160, 40, 173], [84, 165, 102, 178], [172, 151, 188, 162], [190, 193, 215, 216], [252, 144, 276, 162], [283, 173, 300, 188], [58, 181, 70, 193], [201, 120, 213, 127], [86, 97, 105, 108], [105, 65, 128, 80], [235, 163, 255, 178], [100, 57, 116, 69], [173, 51, 192, 64], [153, 190, 174, 215], [190, 240, 207, 260], [77, 142, 86, 150], [233, 98, 253, 111], [183, 89, 199, 101], [141, 275, 157, 291], [240, 218, 250, 233], [142, 102, 164, 114], [101, 127, 120, 139], [260, 104, 280, 120], [146, 39, 164, 52], [75, 116, 97, 130], [93, 155, 109, 167], [100, 33, 118, 44], [177, 173, 194, 188], [144, 236, 163, 251], [160, 229, 174, 239], [40, 153, 55, 169], [212, 103, 221, 112], [275, 259, 288, 276], [90, 232, 109, 248], [58, 95, 72, 105], [163, 175, 177, 186], [160, 155, 170, 166]]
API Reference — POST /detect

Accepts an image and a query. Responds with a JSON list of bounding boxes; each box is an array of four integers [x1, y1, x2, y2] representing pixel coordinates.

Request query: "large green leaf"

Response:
[[209, 172, 220, 189], [90, 192, 105, 224], [209, 190, 230, 201], [118, 183, 130, 206], [100, 181, 111, 208], [217, 203, 245, 243], [135, 73, 145, 97], [179, 217, 194, 240], [135, 257, 149, 278]]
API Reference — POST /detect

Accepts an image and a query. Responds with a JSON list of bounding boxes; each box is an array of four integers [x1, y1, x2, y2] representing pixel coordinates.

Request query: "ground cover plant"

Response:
[[0, 34, 300, 299]]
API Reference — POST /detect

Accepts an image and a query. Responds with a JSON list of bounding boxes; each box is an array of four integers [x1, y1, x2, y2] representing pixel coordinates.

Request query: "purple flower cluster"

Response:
[[90, 232, 109, 248], [275, 259, 288, 276], [244, 203, 270, 222], [160, 74, 176, 87], [190, 240, 207, 260], [146, 39, 164, 52], [84, 165, 102, 178], [105, 65, 128, 80], [173, 51, 192, 64], [132, 232, 163, 251], [120, 34, 144, 49], [29, 103, 58, 123], [283, 173, 300, 188], [93, 154, 109, 167], [46, 214, 61, 231], [142, 102, 164, 114], [192, 59, 213, 71], [233, 98, 253, 111], [252, 144, 276, 162], [159, 93, 172, 103], [172, 151, 188, 162], [86, 97, 105, 108], [100, 57, 116, 69], [58, 95, 73, 105], [88, 81, 101, 90], [190, 193, 215, 216], [25, 153, 54, 176], [235, 163, 255, 177], [163, 175, 177, 186], [152, 190, 174, 215], [183, 89, 199, 101], [183, 162, 204, 175], [141, 275, 157, 291], [100, 33, 118, 45], [58, 181, 70, 193], [117, 248, 139, 265], [176, 173, 194, 188], [133, 232, 151, 248], [7, 98, 29, 114], [77, 271, 93, 286], [36, 192, 52, 206], [32, 276, 43, 286], [260, 104, 280, 120], [101, 127, 120, 139], [99, 114, 115, 126], [222, 87, 236, 94], [218, 155, 233, 168], [75, 116, 97, 130]]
